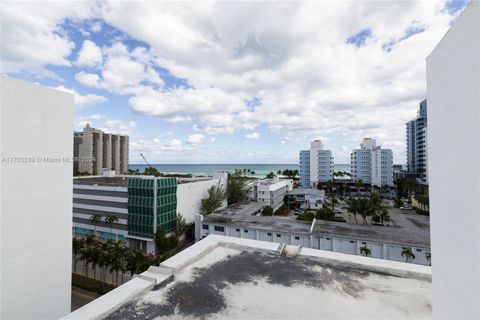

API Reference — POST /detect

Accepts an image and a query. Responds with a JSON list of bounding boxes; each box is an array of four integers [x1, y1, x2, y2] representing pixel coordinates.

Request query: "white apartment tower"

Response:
[[299, 140, 334, 187], [74, 124, 129, 175], [406, 100, 428, 184], [351, 138, 393, 187]]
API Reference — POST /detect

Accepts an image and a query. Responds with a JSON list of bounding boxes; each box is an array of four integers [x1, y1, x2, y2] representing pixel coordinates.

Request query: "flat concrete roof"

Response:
[[211, 202, 265, 218], [83, 236, 431, 320], [287, 188, 325, 196], [204, 204, 430, 247], [73, 175, 217, 187]]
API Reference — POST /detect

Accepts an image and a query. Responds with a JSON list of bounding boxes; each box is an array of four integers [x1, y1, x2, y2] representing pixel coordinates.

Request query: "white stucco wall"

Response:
[[427, 2, 480, 319], [176, 173, 228, 223], [0, 77, 74, 319]]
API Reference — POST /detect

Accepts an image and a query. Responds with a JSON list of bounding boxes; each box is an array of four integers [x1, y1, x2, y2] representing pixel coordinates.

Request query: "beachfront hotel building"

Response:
[[299, 140, 334, 187], [74, 123, 129, 176], [1, 77, 74, 319], [72, 173, 228, 254], [351, 138, 393, 187], [406, 99, 429, 185]]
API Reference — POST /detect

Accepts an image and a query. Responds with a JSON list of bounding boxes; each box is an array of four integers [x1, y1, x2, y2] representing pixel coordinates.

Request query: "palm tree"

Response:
[[360, 245, 371, 257], [401, 247, 416, 263], [72, 238, 83, 273], [104, 215, 118, 239], [90, 213, 103, 235], [344, 198, 359, 224], [277, 170, 282, 176], [357, 198, 372, 224]]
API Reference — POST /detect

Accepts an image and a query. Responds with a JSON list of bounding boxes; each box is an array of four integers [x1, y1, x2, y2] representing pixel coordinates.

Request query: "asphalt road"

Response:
[[71, 286, 100, 312]]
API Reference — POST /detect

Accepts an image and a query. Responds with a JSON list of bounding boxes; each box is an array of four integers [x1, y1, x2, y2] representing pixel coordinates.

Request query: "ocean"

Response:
[[128, 163, 351, 178]]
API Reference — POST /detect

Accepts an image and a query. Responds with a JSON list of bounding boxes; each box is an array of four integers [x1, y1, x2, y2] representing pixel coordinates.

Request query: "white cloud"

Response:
[[101, 119, 136, 135], [74, 114, 105, 130], [91, 21, 102, 33], [75, 71, 101, 87], [0, 1, 94, 77], [54, 85, 107, 108], [245, 132, 260, 140], [0, 1, 466, 162], [76, 40, 103, 67], [187, 134, 205, 145]]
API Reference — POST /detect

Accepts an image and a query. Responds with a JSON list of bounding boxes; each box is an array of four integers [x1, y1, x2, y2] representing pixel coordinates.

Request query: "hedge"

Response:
[[72, 273, 116, 295], [415, 208, 430, 216]]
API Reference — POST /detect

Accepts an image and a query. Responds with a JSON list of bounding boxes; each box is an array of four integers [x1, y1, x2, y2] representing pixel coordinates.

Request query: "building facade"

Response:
[[406, 100, 428, 184], [427, 2, 480, 318], [351, 138, 393, 187], [1, 77, 74, 319], [74, 124, 129, 176], [299, 140, 334, 187], [72, 173, 228, 254], [247, 178, 293, 211]]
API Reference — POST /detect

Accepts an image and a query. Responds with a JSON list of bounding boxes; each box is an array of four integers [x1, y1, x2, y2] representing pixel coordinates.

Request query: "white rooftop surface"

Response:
[[65, 236, 431, 320]]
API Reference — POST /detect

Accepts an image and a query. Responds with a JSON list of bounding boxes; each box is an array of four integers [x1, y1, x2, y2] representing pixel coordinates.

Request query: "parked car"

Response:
[[333, 209, 343, 217], [400, 205, 413, 210]]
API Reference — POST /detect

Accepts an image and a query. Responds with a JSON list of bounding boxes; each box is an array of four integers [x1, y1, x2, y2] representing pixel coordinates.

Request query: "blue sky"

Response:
[[1, 1, 468, 164]]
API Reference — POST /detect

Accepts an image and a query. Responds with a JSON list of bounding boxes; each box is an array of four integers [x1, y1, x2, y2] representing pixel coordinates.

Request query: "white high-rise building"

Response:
[[74, 124, 129, 176], [1, 77, 74, 319], [351, 138, 393, 187], [406, 99, 428, 184], [299, 140, 334, 187]]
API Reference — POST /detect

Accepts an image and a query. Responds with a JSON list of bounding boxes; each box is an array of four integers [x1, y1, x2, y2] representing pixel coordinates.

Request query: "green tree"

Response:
[[174, 213, 187, 236], [227, 171, 248, 205], [72, 237, 84, 273], [201, 184, 226, 215], [360, 245, 371, 257], [155, 229, 178, 254], [296, 211, 316, 222], [316, 207, 334, 221], [143, 167, 161, 177], [90, 213, 103, 235], [344, 198, 360, 224], [401, 247, 416, 263], [261, 206, 274, 216], [266, 171, 275, 179]]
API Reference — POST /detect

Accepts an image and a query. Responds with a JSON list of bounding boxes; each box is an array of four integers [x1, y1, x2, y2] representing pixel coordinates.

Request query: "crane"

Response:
[[140, 153, 151, 167]]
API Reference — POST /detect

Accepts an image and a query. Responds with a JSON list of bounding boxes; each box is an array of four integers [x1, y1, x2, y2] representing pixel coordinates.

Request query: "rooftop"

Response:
[[73, 175, 217, 187], [64, 236, 431, 320], [204, 205, 430, 247], [287, 187, 325, 196]]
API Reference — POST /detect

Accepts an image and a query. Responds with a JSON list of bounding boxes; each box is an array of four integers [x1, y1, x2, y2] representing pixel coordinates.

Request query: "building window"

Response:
[[362, 242, 367, 245], [244, 229, 249, 233], [267, 232, 272, 236], [276, 234, 281, 238], [214, 226, 224, 232], [350, 240, 355, 244], [416, 248, 422, 252], [202, 224, 209, 230], [236, 228, 240, 232], [294, 236, 300, 240], [326, 237, 331, 240]]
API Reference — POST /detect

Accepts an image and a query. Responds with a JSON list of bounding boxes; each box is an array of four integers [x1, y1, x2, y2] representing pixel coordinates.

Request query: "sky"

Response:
[[0, 0, 469, 164]]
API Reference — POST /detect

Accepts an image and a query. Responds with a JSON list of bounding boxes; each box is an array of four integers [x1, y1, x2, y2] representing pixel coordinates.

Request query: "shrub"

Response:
[[261, 206, 274, 216], [296, 211, 316, 221], [72, 273, 115, 295], [372, 215, 381, 223], [316, 207, 334, 221], [274, 204, 290, 216]]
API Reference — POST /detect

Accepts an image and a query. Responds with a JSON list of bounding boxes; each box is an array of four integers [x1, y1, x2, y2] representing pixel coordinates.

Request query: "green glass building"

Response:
[[127, 177, 177, 239]]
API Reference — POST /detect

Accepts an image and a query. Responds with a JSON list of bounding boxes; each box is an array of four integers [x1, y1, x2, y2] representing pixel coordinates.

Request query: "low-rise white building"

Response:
[[246, 178, 293, 211], [286, 188, 326, 210], [196, 205, 431, 266]]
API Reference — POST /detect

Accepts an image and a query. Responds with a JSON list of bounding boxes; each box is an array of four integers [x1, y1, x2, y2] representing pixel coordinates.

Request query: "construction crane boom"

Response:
[[140, 153, 151, 167]]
